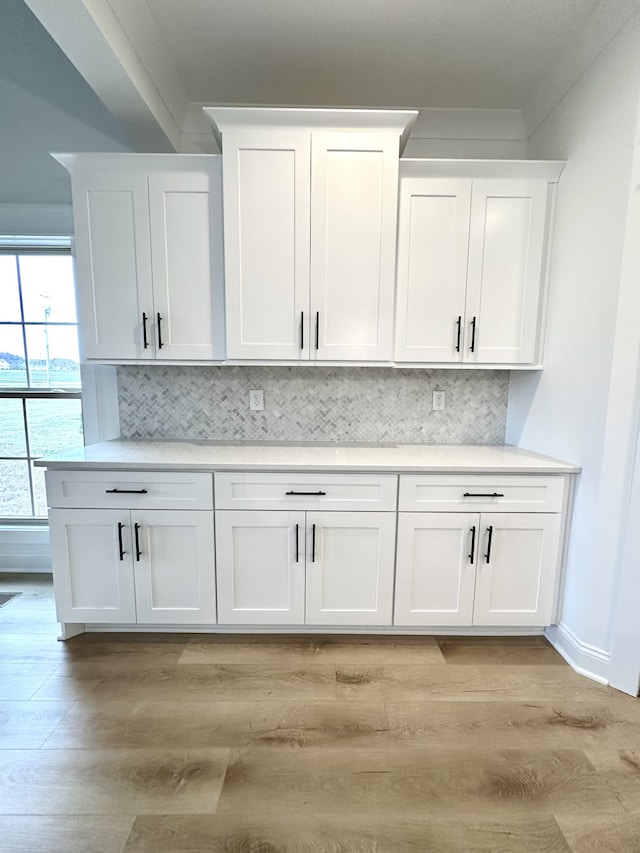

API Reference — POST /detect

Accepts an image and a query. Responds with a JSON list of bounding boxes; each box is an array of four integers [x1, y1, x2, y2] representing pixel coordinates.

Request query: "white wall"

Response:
[[507, 12, 640, 654]]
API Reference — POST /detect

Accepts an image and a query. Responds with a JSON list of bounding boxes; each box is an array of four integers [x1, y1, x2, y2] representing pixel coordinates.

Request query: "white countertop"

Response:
[[35, 440, 580, 474]]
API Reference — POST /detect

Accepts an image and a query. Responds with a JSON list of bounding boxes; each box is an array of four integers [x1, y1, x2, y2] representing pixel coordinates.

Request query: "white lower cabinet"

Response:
[[394, 511, 563, 627], [47, 473, 217, 625], [215, 509, 396, 626]]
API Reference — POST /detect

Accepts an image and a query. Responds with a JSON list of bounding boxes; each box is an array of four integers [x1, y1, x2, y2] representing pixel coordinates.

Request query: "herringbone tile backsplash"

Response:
[[117, 366, 508, 444]]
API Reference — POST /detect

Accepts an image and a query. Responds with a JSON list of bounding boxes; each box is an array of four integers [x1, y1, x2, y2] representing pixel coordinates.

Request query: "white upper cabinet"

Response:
[[205, 108, 417, 362], [394, 161, 564, 367], [220, 129, 311, 360], [55, 153, 225, 362]]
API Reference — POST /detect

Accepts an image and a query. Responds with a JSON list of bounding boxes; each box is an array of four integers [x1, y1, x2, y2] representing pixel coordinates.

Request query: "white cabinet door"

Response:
[[222, 130, 311, 359], [473, 513, 562, 626], [310, 132, 398, 361], [71, 169, 153, 360], [394, 512, 477, 626], [394, 179, 471, 363], [132, 510, 216, 625], [305, 511, 396, 626], [215, 510, 306, 624], [465, 179, 548, 365], [48, 508, 137, 623], [148, 169, 223, 360]]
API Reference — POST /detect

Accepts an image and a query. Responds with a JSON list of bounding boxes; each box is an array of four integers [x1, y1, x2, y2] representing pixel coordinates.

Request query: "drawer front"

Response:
[[398, 474, 565, 513], [215, 472, 398, 511], [45, 470, 213, 510]]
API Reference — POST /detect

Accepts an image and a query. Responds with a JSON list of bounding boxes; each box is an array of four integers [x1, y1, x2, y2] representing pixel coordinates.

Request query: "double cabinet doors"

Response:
[[221, 129, 399, 361], [65, 155, 223, 361], [49, 508, 216, 625], [215, 510, 396, 625], [394, 512, 562, 627], [394, 176, 550, 365]]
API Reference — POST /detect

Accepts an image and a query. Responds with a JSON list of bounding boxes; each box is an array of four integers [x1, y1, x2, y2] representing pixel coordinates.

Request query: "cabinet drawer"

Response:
[[45, 470, 213, 510], [398, 474, 565, 513], [214, 472, 398, 511]]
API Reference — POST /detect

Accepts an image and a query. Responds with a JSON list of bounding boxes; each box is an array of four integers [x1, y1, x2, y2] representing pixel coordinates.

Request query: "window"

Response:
[[0, 241, 83, 518]]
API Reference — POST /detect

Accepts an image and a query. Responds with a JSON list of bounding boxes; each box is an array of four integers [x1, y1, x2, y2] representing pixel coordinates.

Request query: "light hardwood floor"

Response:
[[1, 573, 639, 852]]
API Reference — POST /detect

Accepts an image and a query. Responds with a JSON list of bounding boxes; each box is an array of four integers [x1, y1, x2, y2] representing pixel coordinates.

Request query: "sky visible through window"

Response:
[[0, 252, 83, 518]]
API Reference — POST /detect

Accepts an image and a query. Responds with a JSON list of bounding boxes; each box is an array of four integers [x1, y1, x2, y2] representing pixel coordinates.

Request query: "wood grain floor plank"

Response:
[[215, 746, 624, 819], [0, 633, 67, 663], [0, 814, 135, 853], [42, 698, 390, 750], [0, 664, 60, 701], [335, 664, 613, 702], [437, 636, 565, 665], [31, 663, 339, 702], [385, 699, 640, 749], [180, 635, 445, 665], [0, 748, 230, 815], [124, 813, 572, 853], [0, 701, 73, 749], [583, 749, 640, 812], [556, 812, 640, 852]]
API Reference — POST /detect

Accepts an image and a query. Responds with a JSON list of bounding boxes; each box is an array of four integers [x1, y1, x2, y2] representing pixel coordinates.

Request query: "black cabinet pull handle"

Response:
[[470, 316, 477, 352], [455, 315, 462, 353], [105, 488, 148, 494], [469, 526, 476, 564], [142, 312, 149, 349], [485, 526, 494, 564], [157, 313, 163, 349], [285, 490, 327, 496], [315, 311, 319, 350], [312, 523, 316, 563], [134, 523, 142, 562], [295, 523, 299, 563], [117, 522, 125, 561], [463, 492, 504, 498], [300, 311, 304, 350]]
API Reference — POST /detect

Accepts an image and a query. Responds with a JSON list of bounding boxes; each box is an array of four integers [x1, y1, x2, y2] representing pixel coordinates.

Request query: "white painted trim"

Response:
[[203, 106, 418, 153], [80, 363, 120, 445], [545, 622, 610, 685], [78, 624, 546, 636], [0, 526, 51, 571], [400, 159, 565, 181]]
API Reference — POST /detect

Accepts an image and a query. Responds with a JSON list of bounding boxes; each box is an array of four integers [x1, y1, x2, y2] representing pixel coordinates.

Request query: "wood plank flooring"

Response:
[[1, 573, 639, 852]]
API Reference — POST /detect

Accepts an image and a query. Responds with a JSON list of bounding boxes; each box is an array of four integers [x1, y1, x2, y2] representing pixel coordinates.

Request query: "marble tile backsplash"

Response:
[[117, 366, 508, 444]]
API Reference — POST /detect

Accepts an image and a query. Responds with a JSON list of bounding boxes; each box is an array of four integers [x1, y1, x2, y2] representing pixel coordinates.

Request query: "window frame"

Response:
[[0, 239, 82, 521]]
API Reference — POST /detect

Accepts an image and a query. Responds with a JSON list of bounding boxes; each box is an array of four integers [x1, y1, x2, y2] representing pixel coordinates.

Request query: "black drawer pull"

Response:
[[285, 490, 327, 496], [117, 522, 126, 561], [463, 492, 504, 498], [469, 526, 476, 565], [134, 523, 142, 562], [105, 488, 148, 494], [485, 525, 494, 564]]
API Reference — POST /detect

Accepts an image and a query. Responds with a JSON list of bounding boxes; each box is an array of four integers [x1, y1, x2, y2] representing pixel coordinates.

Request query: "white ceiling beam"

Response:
[[23, 0, 192, 152]]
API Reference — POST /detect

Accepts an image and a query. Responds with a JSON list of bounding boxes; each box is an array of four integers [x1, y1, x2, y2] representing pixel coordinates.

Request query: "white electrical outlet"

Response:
[[249, 389, 264, 411], [432, 390, 446, 411]]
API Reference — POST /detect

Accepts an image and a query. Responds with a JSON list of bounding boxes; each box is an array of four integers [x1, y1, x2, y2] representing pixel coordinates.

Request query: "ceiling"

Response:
[[2, 0, 640, 223], [136, 0, 602, 109]]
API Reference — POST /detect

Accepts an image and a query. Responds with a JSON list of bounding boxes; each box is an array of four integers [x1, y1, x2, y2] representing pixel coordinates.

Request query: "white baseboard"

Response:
[[0, 526, 51, 571], [545, 622, 611, 685]]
